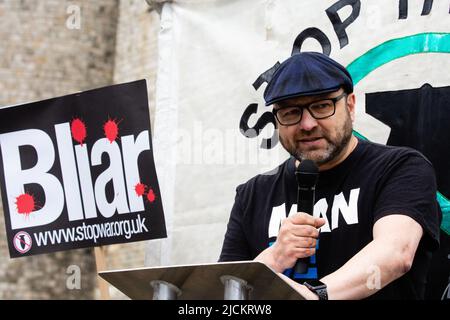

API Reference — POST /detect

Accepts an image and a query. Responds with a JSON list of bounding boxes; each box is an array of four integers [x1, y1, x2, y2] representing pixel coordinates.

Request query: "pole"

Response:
[[94, 246, 111, 300]]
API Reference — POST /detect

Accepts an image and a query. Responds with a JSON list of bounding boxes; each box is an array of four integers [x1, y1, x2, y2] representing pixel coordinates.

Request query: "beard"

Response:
[[279, 111, 353, 166]]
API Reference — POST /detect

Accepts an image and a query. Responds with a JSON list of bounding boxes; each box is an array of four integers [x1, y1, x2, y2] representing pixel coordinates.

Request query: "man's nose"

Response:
[[298, 108, 318, 131]]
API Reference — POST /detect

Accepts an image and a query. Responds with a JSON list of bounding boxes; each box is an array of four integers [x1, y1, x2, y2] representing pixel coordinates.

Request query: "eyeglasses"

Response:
[[272, 92, 347, 126]]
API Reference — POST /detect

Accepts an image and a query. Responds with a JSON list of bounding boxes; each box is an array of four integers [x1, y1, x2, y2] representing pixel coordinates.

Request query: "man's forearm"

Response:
[[319, 215, 423, 300], [260, 237, 407, 299], [320, 238, 411, 299]]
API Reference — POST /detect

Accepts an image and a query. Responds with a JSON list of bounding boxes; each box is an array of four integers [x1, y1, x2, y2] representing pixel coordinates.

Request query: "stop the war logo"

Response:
[[0, 80, 167, 258]]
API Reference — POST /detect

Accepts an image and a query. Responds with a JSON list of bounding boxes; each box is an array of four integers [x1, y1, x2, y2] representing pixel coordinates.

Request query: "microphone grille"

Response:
[[296, 159, 319, 187], [297, 159, 318, 174]]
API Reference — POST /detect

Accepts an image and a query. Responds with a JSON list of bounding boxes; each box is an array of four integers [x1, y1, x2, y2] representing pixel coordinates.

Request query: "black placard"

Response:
[[0, 80, 167, 258]]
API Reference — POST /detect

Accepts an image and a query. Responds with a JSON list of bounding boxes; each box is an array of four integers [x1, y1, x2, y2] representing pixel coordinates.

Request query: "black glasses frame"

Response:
[[272, 92, 347, 126]]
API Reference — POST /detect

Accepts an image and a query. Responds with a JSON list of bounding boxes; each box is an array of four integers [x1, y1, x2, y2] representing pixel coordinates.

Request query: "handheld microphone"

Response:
[[293, 159, 319, 275]]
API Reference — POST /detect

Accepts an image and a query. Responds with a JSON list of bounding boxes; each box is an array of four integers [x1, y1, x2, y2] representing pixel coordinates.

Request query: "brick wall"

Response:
[[113, 0, 159, 130]]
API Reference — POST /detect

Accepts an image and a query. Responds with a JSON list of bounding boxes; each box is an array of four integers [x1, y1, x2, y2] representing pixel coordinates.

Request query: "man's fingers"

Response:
[[294, 237, 317, 248], [315, 217, 326, 228], [289, 224, 320, 238], [291, 212, 316, 225], [293, 247, 316, 258], [290, 212, 326, 229]]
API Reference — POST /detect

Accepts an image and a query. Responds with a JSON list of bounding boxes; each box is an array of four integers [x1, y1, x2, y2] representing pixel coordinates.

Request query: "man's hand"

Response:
[[255, 212, 325, 272]]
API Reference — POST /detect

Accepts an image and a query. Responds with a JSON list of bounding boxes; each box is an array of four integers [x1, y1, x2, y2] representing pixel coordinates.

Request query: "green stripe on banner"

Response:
[[348, 33, 450, 235], [347, 32, 450, 85], [437, 192, 450, 235]]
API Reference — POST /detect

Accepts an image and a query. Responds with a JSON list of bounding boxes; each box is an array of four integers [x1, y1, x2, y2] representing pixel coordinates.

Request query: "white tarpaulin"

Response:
[[145, 0, 450, 267]]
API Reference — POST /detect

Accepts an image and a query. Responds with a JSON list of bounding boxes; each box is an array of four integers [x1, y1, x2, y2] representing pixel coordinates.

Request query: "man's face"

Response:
[[274, 89, 355, 167]]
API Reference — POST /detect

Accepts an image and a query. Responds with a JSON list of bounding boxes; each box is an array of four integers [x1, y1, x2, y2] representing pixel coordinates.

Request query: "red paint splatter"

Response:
[[71, 118, 87, 145], [104, 118, 120, 143], [146, 189, 156, 203], [15, 193, 36, 215], [135, 183, 147, 197]]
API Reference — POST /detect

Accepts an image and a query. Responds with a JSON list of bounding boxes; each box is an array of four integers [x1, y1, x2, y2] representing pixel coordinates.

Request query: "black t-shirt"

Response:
[[219, 138, 442, 299]]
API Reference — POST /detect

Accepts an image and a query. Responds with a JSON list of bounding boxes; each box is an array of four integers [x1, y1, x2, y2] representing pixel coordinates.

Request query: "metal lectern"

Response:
[[99, 261, 304, 300]]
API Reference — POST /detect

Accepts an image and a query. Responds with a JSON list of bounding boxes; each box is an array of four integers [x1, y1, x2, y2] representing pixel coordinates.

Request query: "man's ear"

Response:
[[347, 93, 356, 122]]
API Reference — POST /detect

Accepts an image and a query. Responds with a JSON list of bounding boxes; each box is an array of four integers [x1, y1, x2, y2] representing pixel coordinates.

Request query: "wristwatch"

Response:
[[303, 280, 328, 300]]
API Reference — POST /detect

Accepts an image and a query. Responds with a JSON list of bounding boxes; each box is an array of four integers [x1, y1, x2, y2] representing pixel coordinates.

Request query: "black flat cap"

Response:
[[263, 52, 353, 106]]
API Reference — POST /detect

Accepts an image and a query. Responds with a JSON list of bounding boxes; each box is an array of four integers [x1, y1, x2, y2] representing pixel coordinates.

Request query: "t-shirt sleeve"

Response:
[[372, 153, 442, 250], [218, 186, 252, 262]]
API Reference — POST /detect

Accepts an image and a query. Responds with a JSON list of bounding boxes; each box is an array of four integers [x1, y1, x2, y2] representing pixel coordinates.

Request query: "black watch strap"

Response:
[[313, 287, 328, 300], [303, 281, 328, 300]]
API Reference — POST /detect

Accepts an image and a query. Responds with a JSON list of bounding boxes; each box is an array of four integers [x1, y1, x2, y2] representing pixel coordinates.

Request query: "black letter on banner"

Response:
[[253, 62, 280, 90], [399, 0, 408, 19], [291, 28, 332, 56], [421, 0, 433, 15], [399, 0, 434, 19], [239, 104, 278, 150], [239, 62, 280, 149], [325, 0, 361, 49]]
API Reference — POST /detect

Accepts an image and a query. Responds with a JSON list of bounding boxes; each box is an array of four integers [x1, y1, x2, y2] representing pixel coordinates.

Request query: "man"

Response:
[[219, 52, 442, 299]]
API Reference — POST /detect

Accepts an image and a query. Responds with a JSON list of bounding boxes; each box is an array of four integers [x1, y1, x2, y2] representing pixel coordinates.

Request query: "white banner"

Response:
[[146, 0, 450, 266]]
